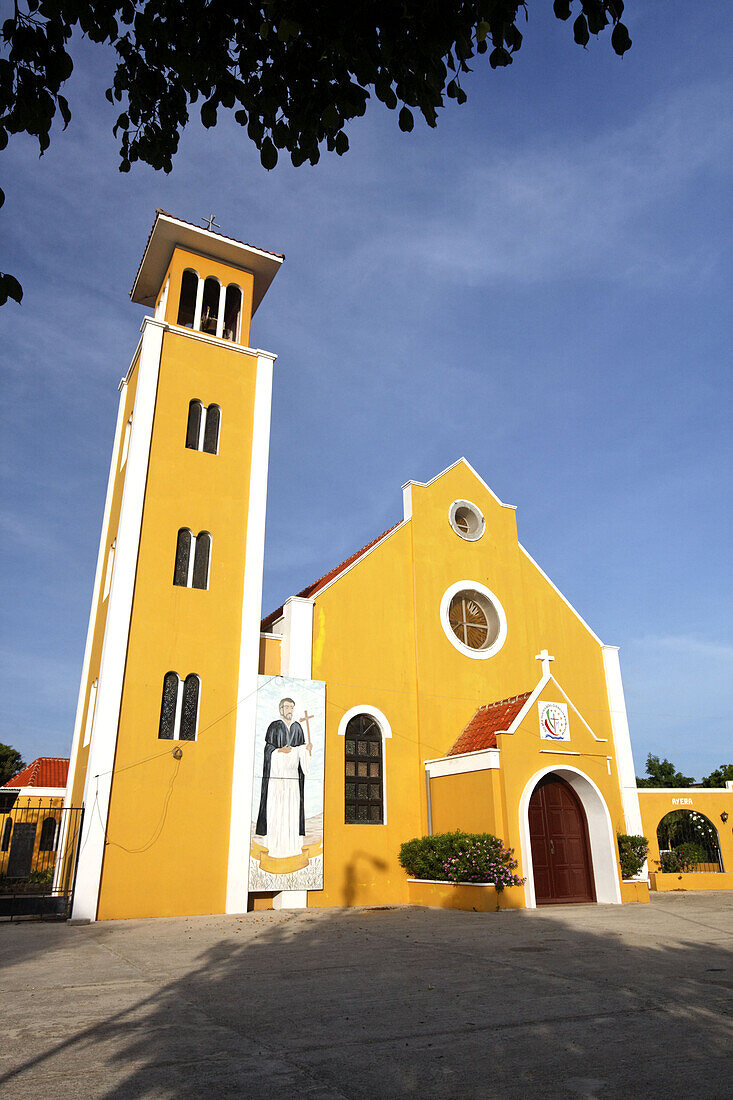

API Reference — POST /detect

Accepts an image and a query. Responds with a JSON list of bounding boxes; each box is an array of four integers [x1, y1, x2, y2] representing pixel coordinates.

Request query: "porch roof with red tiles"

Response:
[[3, 757, 69, 789], [447, 693, 532, 756], [261, 522, 400, 632]]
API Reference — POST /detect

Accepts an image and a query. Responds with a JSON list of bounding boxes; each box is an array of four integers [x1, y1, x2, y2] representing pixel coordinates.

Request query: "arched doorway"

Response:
[[529, 774, 596, 904]]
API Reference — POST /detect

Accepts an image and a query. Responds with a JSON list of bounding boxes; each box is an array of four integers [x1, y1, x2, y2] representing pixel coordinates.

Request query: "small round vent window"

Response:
[[449, 500, 485, 541], [440, 581, 507, 660]]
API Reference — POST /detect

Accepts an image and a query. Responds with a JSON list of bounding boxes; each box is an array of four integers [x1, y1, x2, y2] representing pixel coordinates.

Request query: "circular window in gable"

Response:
[[449, 500, 485, 541], [440, 580, 507, 660]]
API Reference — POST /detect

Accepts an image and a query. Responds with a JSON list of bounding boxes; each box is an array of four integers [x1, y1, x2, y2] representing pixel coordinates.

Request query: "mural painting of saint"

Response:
[[254, 697, 313, 859]]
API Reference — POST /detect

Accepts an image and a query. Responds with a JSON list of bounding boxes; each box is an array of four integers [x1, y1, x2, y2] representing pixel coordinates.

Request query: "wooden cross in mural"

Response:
[[300, 710, 314, 751]]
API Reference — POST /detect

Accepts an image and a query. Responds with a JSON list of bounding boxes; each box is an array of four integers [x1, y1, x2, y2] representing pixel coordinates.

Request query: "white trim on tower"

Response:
[[225, 350, 277, 915], [71, 318, 166, 922]]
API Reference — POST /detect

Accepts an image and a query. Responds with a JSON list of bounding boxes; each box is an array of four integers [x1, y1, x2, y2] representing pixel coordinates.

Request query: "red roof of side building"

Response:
[[3, 757, 69, 789], [260, 522, 400, 632], [447, 693, 533, 756]]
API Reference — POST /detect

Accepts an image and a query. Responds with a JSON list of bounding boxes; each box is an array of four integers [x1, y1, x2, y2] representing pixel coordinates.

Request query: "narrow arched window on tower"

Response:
[[186, 399, 204, 450], [1, 818, 12, 852], [180, 675, 200, 741], [39, 816, 58, 852], [158, 672, 180, 739], [192, 532, 211, 589], [223, 284, 242, 341], [200, 276, 220, 335], [177, 269, 198, 328], [203, 404, 221, 454], [173, 528, 193, 586]]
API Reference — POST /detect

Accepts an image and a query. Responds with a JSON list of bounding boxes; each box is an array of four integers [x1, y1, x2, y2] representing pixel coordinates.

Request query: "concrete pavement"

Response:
[[0, 891, 731, 1098]]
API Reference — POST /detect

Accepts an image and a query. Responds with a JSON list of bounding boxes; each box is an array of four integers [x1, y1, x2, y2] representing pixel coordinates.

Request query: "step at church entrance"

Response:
[[529, 774, 595, 904]]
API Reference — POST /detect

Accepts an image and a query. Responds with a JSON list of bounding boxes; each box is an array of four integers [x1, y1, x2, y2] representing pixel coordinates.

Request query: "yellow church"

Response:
[[62, 211, 729, 922]]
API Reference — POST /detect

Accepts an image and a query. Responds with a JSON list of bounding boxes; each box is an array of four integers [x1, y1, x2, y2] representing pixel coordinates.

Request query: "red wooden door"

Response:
[[529, 775, 595, 904]]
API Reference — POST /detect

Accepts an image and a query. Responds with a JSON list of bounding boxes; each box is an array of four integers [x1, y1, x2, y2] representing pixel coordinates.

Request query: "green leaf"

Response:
[[573, 13, 590, 46], [0, 187, 4, 209], [0, 272, 23, 306], [335, 131, 349, 155], [201, 99, 217, 128], [489, 46, 512, 69], [553, 0, 572, 19], [234, 109, 248, 125], [398, 106, 414, 132], [476, 21, 491, 43], [611, 21, 632, 55], [260, 137, 278, 169]]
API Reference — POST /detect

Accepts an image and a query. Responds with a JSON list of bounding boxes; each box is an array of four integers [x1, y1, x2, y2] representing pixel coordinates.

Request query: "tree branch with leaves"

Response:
[[1, 0, 632, 304]]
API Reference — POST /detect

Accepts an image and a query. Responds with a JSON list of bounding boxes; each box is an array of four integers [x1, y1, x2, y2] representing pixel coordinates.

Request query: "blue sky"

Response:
[[1, 3, 731, 780]]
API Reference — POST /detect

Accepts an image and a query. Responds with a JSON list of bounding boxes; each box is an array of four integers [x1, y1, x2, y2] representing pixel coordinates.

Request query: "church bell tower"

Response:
[[66, 211, 283, 920]]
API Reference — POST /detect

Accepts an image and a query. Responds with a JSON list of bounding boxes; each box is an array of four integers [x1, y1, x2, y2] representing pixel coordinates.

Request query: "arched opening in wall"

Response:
[[528, 773, 596, 904], [177, 269, 198, 328], [200, 276, 220, 335], [39, 816, 58, 852], [223, 284, 242, 341], [656, 811, 723, 873], [186, 400, 203, 449], [520, 766, 621, 907], [1, 818, 11, 852]]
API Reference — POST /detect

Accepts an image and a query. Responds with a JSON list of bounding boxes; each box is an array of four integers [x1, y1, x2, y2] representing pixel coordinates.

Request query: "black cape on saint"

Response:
[[255, 719, 306, 839]]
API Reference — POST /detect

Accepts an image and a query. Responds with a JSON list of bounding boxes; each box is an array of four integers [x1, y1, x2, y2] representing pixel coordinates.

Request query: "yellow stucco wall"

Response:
[[259, 634, 282, 676], [639, 788, 733, 884], [95, 255, 261, 919], [308, 462, 630, 908]]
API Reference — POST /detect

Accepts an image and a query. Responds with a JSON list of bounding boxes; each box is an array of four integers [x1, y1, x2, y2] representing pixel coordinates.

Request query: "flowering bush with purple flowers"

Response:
[[399, 831, 524, 892]]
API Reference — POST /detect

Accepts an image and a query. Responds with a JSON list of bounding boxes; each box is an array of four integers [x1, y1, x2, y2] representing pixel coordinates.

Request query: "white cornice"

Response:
[[138, 316, 277, 361]]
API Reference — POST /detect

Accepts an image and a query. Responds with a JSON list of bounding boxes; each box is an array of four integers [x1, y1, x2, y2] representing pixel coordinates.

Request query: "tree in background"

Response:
[[0, 1, 632, 304], [0, 743, 26, 786], [700, 764, 733, 788], [636, 753, 695, 789]]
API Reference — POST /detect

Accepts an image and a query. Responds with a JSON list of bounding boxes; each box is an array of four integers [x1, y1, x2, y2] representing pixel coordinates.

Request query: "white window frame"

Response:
[[448, 499, 485, 541], [440, 580, 507, 660], [338, 705, 392, 826]]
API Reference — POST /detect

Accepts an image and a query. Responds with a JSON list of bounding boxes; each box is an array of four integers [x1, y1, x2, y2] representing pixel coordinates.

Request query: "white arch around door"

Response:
[[518, 765, 622, 909]]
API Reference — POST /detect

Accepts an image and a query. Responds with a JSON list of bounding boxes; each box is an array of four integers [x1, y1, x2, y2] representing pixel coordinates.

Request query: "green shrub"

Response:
[[399, 831, 524, 892], [658, 841, 708, 873], [616, 834, 648, 879]]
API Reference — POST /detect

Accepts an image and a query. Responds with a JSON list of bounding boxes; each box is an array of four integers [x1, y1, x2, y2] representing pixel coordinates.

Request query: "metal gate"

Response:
[[0, 802, 84, 920]]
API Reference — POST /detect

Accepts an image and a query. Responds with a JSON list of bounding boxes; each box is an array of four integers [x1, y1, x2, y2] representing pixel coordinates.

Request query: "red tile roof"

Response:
[[447, 693, 532, 756], [261, 522, 400, 632], [3, 757, 69, 790]]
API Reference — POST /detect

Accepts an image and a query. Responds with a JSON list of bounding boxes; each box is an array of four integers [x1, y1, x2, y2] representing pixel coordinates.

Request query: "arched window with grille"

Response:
[[185, 400, 220, 453], [344, 713, 385, 824], [158, 671, 201, 741], [177, 269, 198, 328], [173, 528, 193, 586], [180, 675, 200, 741], [202, 404, 221, 454], [39, 816, 57, 852], [158, 672, 180, 740], [656, 810, 723, 873], [173, 529, 211, 589], [223, 284, 242, 341], [192, 532, 211, 589], [186, 400, 204, 449], [1, 818, 11, 852]]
